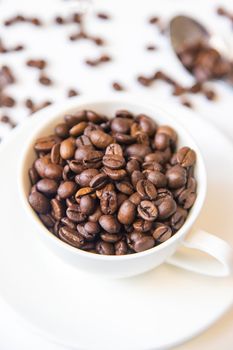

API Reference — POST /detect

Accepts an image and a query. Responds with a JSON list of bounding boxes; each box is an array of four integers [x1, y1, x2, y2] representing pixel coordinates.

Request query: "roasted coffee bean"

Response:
[[29, 191, 50, 214], [44, 163, 63, 180], [177, 189, 197, 209], [99, 215, 121, 233], [129, 192, 141, 206], [153, 224, 172, 242], [88, 207, 102, 222], [133, 219, 153, 232], [111, 117, 133, 133], [114, 133, 135, 144], [126, 144, 151, 158], [36, 179, 58, 195], [166, 165, 187, 189], [177, 147, 196, 167], [116, 181, 134, 195], [154, 133, 169, 150], [115, 240, 128, 255], [59, 226, 84, 248], [69, 121, 87, 137], [90, 129, 113, 149], [103, 167, 127, 181], [76, 168, 99, 187], [61, 217, 76, 230], [137, 200, 158, 221], [136, 179, 157, 200], [102, 154, 125, 169], [39, 213, 55, 228], [29, 167, 40, 185], [57, 181, 77, 199], [126, 159, 140, 174], [100, 187, 118, 214], [60, 138, 76, 160], [28, 108, 197, 255], [66, 204, 86, 222], [127, 232, 155, 252], [100, 232, 121, 243], [51, 198, 65, 220], [89, 173, 108, 189], [64, 112, 87, 126], [118, 200, 136, 225], [157, 197, 177, 219], [131, 170, 144, 188], [55, 123, 70, 138], [96, 241, 114, 255], [80, 195, 96, 215], [147, 170, 167, 188], [170, 207, 188, 231]]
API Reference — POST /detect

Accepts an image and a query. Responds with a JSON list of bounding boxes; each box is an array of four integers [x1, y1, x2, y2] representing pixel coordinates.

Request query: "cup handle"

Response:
[[167, 229, 233, 277]]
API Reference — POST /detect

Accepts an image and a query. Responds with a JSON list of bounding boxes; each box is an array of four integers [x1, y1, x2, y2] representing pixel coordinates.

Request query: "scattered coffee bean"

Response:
[[96, 12, 111, 20], [67, 89, 79, 98], [4, 14, 43, 26], [85, 54, 111, 67], [26, 59, 47, 70], [39, 74, 53, 86], [146, 45, 158, 51], [28, 109, 197, 255], [112, 82, 125, 91]]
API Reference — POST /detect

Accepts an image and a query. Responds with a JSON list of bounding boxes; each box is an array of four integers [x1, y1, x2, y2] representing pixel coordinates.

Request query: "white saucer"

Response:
[[0, 100, 233, 350]]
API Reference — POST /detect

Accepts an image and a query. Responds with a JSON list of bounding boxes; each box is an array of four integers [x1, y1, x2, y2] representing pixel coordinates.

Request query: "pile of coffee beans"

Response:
[[177, 40, 233, 83], [28, 109, 197, 255]]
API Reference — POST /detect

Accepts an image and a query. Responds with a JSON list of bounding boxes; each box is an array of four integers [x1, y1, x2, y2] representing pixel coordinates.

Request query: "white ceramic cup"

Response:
[[18, 94, 233, 278]]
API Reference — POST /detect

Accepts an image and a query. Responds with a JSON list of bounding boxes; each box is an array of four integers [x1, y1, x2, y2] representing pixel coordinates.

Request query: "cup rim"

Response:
[[18, 93, 207, 261]]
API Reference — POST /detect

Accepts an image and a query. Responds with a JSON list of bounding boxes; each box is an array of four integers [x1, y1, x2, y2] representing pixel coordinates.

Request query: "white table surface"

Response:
[[0, 0, 233, 349]]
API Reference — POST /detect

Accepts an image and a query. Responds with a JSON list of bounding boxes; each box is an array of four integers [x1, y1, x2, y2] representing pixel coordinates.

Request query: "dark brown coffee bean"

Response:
[[100, 187, 118, 214], [105, 143, 123, 156], [137, 114, 157, 136], [29, 191, 50, 214], [29, 167, 40, 185], [115, 110, 134, 119], [126, 144, 151, 158], [136, 179, 157, 200], [64, 112, 87, 127], [116, 181, 134, 195], [129, 192, 141, 206], [77, 224, 97, 241], [137, 200, 158, 221], [89, 173, 108, 189], [44, 164, 63, 180], [59, 227, 84, 248], [34, 136, 57, 152], [157, 125, 177, 143], [69, 121, 88, 137], [177, 147, 196, 167], [39, 213, 55, 228], [103, 167, 127, 181], [88, 207, 102, 222], [111, 117, 133, 133], [170, 207, 188, 231], [126, 159, 140, 174], [131, 170, 144, 188], [154, 133, 169, 151], [55, 123, 70, 138], [66, 204, 87, 222], [100, 232, 121, 243], [127, 232, 155, 252], [187, 176, 197, 192], [118, 200, 136, 225], [90, 129, 113, 149], [157, 197, 177, 219], [76, 135, 92, 148], [83, 150, 103, 168], [133, 219, 153, 232], [114, 133, 135, 144], [34, 157, 51, 177], [99, 215, 121, 233], [57, 181, 77, 199], [166, 165, 187, 189], [36, 179, 58, 195], [115, 240, 128, 255], [147, 170, 167, 188], [102, 154, 125, 169], [76, 169, 99, 187], [68, 160, 83, 174], [153, 224, 172, 242], [61, 217, 76, 230], [51, 198, 65, 220], [84, 221, 100, 235], [80, 195, 96, 215], [60, 138, 76, 160], [51, 143, 61, 164], [86, 110, 107, 124], [96, 241, 114, 255], [178, 189, 197, 209]]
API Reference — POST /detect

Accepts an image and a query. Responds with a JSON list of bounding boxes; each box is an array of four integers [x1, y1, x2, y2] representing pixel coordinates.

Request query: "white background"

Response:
[[0, 0, 233, 349]]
